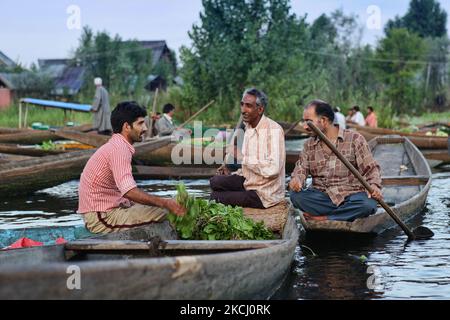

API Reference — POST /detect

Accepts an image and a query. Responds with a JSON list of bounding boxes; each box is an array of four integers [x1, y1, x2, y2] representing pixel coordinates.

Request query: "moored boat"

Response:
[[0, 137, 171, 197], [0, 204, 298, 299], [348, 124, 448, 149], [299, 136, 432, 235]]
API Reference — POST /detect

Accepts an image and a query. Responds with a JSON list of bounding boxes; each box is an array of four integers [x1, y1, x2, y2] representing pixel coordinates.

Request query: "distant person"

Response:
[[333, 106, 346, 129], [91, 77, 113, 135], [144, 112, 162, 139], [289, 100, 382, 222], [349, 106, 365, 127], [78, 101, 186, 234], [155, 103, 191, 138], [365, 106, 378, 128]]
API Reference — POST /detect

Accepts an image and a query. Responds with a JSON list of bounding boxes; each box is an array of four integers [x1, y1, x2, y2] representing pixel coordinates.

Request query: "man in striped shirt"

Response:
[[78, 101, 185, 234], [210, 88, 286, 209]]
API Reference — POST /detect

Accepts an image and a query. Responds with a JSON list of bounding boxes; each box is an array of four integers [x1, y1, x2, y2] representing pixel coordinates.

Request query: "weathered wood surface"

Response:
[[299, 136, 432, 235], [0, 213, 298, 299], [0, 143, 67, 157], [53, 130, 110, 148], [133, 165, 217, 179], [0, 137, 171, 197], [0, 124, 94, 144], [65, 239, 286, 252], [356, 128, 447, 149]]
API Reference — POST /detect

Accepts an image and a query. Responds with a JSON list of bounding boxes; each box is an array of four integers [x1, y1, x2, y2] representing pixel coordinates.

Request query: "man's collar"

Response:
[[114, 133, 135, 154], [312, 125, 344, 145], [164, 113, 173, 122], [245, 114, 267, 132]]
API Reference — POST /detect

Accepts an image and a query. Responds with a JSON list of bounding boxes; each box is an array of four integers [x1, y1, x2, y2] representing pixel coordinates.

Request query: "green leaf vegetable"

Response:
[[168, 183, 274, 241]]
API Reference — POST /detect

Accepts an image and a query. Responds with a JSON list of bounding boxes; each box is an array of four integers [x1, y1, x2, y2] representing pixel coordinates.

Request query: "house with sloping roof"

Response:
[[0, 51, 17, 70], [38, 59, 85, 96], [125, 40, 178, 91]]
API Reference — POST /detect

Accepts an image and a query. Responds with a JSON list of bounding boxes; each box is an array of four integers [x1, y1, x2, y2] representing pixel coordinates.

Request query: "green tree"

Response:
[[180, 0, 309, 122], [74, 26, 154, 100], [385, 0, 447, 38], [374, 28, 426, 113]]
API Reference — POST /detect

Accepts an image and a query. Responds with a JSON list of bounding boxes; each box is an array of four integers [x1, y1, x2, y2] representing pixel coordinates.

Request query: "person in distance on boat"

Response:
[[210, 88, 286, 209], [78, 101, 186, 234], [91, 77, 113, 136], [365, 106, 378, 128], [155, 103, 191, 138], [333, 106, 346, 129], [347, 105, 366, 127], [289, 100, 383, 222]]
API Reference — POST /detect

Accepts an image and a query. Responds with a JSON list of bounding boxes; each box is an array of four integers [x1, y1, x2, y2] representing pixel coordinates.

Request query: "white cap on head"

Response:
[[94, 77, 102, 86]]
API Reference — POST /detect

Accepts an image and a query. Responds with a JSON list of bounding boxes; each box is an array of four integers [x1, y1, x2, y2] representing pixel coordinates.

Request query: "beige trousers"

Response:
[[83, 204, 168, 234]]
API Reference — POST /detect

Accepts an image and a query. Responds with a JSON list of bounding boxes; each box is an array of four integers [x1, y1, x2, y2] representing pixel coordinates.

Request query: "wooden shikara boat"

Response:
[[0, 137, 171, 197], [299, 136, 432, 235], [348, 124, 448, 149], [0, 206, 298, 299], [0, 124, 93, 145]]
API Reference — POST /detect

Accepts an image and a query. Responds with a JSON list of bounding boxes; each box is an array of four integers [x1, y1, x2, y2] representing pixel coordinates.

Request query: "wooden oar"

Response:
[[178, 100, 215, 129], [307, 121, 434, 241], [284, 119, 302, 136], [147, 88, 159, 139]]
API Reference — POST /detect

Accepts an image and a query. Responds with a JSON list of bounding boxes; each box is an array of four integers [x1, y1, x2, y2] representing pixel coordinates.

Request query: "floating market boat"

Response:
[[299, 136, 432, 235], [0, 203, 298, 299], [0, 137, 171, 197]]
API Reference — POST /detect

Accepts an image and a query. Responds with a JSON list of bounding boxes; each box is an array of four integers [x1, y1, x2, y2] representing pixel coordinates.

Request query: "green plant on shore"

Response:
[[168, 184, 274, 241]]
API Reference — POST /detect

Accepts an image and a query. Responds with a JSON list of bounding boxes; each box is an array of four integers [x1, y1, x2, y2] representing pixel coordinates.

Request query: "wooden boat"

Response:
[[0, 205, 298, 299], [348, 124, 448, 149], [0, 124, 93, 145], [0, 143, 68, 157], [0, 137, 171, 197], [299, 136, 432, 235]]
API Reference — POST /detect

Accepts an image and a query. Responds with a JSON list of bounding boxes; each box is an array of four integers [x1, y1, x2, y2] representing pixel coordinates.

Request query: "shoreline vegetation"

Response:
[[1, 102, 449, 135]]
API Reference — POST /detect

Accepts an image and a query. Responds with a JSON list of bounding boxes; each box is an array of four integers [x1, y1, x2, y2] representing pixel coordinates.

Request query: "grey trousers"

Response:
[[290, 188, 378, 222]]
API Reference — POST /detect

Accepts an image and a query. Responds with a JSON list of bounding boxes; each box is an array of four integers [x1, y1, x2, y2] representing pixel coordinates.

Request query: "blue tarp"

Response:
[[21, 98, 91, 112]]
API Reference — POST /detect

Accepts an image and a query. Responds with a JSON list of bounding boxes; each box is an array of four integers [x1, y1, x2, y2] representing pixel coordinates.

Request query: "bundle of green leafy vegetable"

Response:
[[168, 184, 274, 240]]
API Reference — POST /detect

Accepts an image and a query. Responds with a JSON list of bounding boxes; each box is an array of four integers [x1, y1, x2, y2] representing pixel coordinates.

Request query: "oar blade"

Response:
[[412, 226, 434, 240]]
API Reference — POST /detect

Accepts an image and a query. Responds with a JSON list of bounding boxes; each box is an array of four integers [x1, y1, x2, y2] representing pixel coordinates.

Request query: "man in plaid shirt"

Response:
[[289, 100, 383, 222]]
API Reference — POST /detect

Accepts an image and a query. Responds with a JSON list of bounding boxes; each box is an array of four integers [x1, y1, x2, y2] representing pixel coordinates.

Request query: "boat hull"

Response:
[[0, 214, 298, 299]]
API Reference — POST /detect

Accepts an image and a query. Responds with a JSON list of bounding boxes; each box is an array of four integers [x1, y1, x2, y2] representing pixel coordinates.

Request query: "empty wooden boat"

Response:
[[348, 124, 448, 149], [299, 136, 432, 235], [0, 205, 298, 299]]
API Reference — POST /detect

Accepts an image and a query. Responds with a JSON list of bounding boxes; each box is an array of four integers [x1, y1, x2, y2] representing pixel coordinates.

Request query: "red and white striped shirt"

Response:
[[78, 134, 137, 214]]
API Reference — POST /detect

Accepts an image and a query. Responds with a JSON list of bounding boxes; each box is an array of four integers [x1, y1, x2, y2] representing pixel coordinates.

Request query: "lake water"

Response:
[[0, 168, 449, 300]]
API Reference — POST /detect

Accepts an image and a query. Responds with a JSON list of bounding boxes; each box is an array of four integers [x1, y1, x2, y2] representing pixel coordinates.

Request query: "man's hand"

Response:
[[164, 199, 186, 216], [289, 176, 302, 193], [216, 164, 231, 176], [368, 186, 383, 202]]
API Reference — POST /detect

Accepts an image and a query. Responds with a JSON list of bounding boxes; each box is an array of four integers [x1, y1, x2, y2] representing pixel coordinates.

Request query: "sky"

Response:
[[1, 0, 450, 67]]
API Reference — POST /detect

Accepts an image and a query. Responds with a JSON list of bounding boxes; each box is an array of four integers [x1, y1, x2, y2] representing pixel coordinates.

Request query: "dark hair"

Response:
[[353, 105, 360, 112], [163, 103, 175, 114], [306, 100, 335, 123], [111, 101, 147, 134], [243, 88, 268, 110], [367, 106, 374, 112]]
